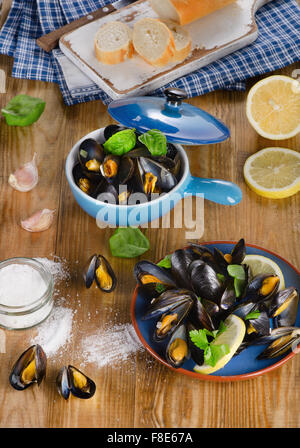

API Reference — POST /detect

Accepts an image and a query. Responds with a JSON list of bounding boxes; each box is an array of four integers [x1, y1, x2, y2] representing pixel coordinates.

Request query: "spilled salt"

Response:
[[30, 306, 73, 357], [80, 323, 143, 369], [34, 257, 70, 284]]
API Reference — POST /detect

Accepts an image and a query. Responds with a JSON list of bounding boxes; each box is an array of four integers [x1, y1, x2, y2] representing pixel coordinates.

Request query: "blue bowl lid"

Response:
[[108, 88, 230, 145]]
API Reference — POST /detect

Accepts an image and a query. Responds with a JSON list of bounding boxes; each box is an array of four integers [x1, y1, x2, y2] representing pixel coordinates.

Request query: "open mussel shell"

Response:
[[83, 254, 98, 288], [154, 299, 193, 341], [246, 309, 270, 337], [143, 289, 194, 321], [191, 263, 223, 303], [118, 156, 135, 185], [189, 297, 216, 331], [95, 255, 117, 293], [232, 299, 257, 320], [9, 345, 47, 391], [100, 155, 120, 182], [246, 274, 280, 303], [134, 261, 176, 289], [78, 138, 104, 176], [257, 328, 300, 360], [73, 163, 98, 196], [56, 365, 96, 400], [219, 284, 236, 311], [138, 157, 178, 193], [165, 324, 189, 368], [268, 287, 299, 321]]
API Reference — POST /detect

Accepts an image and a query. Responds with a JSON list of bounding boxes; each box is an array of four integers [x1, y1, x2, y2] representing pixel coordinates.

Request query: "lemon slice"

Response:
[[246, 75, 300, 140], [243, 147, 300, 199], [243, 254, 285, 290], [193, 315, 246, 375]]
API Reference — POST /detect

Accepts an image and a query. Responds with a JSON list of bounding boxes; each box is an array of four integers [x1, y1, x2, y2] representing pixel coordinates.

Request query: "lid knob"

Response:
[[164, 88, 188, 106]]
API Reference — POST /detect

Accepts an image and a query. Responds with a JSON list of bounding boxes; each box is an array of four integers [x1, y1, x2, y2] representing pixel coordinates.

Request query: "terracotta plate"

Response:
[[131, 242, 300, 381]]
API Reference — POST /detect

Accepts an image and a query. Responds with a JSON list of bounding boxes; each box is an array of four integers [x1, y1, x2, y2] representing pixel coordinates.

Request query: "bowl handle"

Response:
[[184, 175, 242, 206]]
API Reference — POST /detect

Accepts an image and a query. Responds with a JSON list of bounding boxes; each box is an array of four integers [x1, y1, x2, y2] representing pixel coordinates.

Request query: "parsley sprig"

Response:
[[189, 321, 229, 367]]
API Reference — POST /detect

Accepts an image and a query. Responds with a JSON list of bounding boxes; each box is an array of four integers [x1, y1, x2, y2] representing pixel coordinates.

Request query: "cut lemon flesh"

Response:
[[193, 315, 246, 375], [243, 254, 285, 290], [246, 75, 300, 140], [243, 147, 300, 199]]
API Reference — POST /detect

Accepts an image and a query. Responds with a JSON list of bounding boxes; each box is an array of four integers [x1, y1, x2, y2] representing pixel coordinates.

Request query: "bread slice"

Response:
[[150, 0, 237, 26], [94, 21, 133, 64], [163, 20, 191, 63], [132, 18, 175, 67]]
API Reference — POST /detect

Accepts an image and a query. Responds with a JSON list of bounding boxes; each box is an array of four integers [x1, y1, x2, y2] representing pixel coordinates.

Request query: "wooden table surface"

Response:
[[0, 0, 299, 429]]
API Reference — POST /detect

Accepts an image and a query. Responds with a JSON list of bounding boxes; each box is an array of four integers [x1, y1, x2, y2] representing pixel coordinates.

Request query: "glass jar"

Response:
[[0, 257, 54, 330]]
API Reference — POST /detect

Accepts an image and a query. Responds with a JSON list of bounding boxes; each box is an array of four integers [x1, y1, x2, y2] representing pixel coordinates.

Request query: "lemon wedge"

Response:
[[243, 254, 285, 290], [193, 315, 246, 375], [246, 75, 300, 140], [243, 147, 300, 199]]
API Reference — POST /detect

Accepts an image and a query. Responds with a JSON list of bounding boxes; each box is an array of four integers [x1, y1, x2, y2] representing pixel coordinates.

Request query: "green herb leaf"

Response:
[[189, 329, 209, 350], [103, 129, 136, 156], [157, 254, 172, 269], [227, 264, 246, 280], [1, 94, 45, 126], [204, 344, 230, 367], [217, 273, 226, 283], [138, 129, 167, 156], [155, 283, 166, 294], [245, 310, 261, 321], [216, 320, 227, 337], [109, 227, 150, 258]]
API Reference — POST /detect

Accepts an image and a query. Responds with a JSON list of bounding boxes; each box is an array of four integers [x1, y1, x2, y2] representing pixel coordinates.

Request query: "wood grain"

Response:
[[0, 0, 300, 429]]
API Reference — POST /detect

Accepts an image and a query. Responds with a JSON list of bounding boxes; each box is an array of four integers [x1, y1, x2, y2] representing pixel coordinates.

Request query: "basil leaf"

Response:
[[103, 129, 136, 156], [138, 129, 167, 156], [157, 254, 172, 269], [109, 228, 150, 258], [1, 94, 45, 126], [189, 329, 209, 350], [204, 344, 230, 367], [245, 310, 261, 321]]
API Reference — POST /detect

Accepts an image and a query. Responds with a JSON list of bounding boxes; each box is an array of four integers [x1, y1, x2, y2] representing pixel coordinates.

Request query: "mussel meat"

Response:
[[56, 365, 96, 400], [134, 261, 176, 289], [143, 289, 194, 321], [246, 274, 280, 303], [268, 287, 299, 321], [78, 139, 104, 176], [154, 300, 193, 341], [165, 324, 189, 368], [83, 254, 117, 293], [100, 155, 120, 182], [257, 328, 300, 360], [9, 345, 47, 391]]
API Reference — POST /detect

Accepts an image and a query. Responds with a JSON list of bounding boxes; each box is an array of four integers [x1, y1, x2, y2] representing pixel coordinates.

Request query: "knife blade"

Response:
[[36, 0, 138, 53]]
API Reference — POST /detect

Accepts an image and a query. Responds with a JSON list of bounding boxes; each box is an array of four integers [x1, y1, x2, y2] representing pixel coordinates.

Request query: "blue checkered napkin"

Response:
[[0, 0, 299, 106]]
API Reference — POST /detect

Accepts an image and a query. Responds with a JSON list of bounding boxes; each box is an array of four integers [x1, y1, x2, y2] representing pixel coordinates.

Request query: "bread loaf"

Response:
[[149, 0, 237, 26], [94, 21, 133, 64], [132, 18, 175, 67]]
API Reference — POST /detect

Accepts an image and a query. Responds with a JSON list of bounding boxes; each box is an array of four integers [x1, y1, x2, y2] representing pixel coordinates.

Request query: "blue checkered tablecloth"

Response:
[[0, 0, 299, 106]]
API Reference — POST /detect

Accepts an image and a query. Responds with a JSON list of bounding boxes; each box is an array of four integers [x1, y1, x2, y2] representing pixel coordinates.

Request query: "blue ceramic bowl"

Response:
[[131, 242, 300, 381], [65, 129, 242, 227]]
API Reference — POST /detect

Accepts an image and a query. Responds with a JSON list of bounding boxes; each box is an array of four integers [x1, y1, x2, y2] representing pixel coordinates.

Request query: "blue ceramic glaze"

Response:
[[108, 96, 230, 145], [133, 243, 300, 379], [65, 129, 242, 227]]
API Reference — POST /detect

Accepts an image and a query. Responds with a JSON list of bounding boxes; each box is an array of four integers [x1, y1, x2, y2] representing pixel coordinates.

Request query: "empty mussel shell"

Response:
[[165, 324, 189, 368], [118, 156, 135, 185], [56, 365, 96, 400], [257, 328, 300, 360], [95, 255, 117, 293], [268, 287, 299, 320], [9, 345, 47, 391], [189, 297, 215, 331], [246, 274, 280, 303]]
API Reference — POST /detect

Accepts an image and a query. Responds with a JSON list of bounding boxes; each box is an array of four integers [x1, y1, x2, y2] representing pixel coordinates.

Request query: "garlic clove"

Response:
[[9, 153, 38, 192], [20, 209, 55, 233]]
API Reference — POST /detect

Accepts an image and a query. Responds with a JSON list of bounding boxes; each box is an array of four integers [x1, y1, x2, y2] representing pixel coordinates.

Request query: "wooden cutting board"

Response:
[[59, 0, 273, 99]]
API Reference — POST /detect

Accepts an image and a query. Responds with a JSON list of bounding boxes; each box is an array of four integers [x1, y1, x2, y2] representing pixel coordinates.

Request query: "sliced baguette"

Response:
[[132, 18, 175, 67], [149, 0, 237, 26], [163, 20, 191, 63], [94, 21, 133, 64]]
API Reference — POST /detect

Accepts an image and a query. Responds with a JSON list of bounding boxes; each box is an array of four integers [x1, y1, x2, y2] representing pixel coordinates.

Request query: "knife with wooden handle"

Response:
[[36, 0, 137, 53]]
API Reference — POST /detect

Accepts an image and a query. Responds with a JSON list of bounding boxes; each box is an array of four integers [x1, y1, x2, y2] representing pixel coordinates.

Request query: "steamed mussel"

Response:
[[9, 345, 47, 391], [83, 254, 117, 293], [135, 239, 300, 372], [73, 127, 181, 205], [56, 365, 96, 400]]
